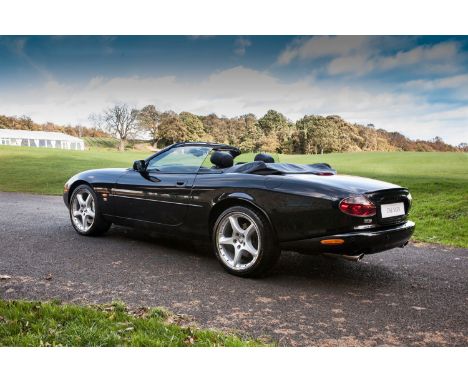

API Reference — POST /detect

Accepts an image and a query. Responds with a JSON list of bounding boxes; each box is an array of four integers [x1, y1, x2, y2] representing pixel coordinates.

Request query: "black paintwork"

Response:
[[64, 142, 415, 256]]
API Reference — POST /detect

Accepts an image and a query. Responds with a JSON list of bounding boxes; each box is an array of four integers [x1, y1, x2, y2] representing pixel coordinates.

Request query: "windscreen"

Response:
[[146, 146, 212, 173]]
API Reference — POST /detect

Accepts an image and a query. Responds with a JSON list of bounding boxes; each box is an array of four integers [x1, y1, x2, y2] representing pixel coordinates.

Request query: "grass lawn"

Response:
[[0, 146, 467, 247], [0, 300, 262, 346], [243, 151, 468, 247], [0, 146, 143, 195]]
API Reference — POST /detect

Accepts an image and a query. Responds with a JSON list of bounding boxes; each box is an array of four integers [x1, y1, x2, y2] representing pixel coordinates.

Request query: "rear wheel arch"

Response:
[[211, 202, 280, 277], [209, 197, 276, 238]]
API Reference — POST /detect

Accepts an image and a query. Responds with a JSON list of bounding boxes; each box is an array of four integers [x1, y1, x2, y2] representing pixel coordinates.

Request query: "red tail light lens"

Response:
[[339, 195, 376, 217]]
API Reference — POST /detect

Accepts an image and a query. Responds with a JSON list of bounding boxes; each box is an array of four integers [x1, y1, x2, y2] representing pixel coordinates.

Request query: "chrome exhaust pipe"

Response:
[[342, 254, 365, 262], [322, 253, 364, 262]]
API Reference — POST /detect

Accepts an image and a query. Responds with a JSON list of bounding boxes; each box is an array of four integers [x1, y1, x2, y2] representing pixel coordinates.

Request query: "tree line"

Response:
[[94, 104, 466, 153], [1, 108, 466, 153], [0, 114, 108, 139]]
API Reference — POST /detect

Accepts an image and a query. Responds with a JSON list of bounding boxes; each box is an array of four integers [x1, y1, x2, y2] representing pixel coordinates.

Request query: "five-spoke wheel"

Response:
[[71, 189, 96, 232], [69, 184, 111, 236], [217, 212, 261, 270], [213, 205, 280, 277]]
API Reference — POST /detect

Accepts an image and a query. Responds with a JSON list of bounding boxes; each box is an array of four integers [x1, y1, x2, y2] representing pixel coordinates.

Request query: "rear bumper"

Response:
[[280, 221, 415, 256]]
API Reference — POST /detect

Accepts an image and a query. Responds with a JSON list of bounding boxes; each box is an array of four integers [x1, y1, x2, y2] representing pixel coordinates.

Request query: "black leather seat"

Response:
[[254, 153, 275, 163], [211, 151, 234, 169]]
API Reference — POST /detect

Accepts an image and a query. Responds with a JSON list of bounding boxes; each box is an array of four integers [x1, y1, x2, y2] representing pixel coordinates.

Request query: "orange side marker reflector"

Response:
[[320, 239, 345, 245]]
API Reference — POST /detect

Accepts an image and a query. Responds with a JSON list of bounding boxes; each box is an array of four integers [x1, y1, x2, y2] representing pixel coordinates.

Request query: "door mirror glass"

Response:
[[133, 160, 146, 172]]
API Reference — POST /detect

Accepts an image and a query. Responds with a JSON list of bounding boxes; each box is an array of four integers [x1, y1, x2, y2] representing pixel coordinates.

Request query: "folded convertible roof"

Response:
[[228, 162, 337, 175]]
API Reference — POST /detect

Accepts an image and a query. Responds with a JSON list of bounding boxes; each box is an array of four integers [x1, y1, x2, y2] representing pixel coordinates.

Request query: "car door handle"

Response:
[[176, 181, 185, 187]]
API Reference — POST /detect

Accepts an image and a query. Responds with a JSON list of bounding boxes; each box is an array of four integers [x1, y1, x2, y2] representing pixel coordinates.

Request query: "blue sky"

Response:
[[0, 36, 467, 144]]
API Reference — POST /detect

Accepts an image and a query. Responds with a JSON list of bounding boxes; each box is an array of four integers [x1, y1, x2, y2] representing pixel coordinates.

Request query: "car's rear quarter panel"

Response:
[[187, 173, 353, 242], [260, 176, 353, 241], [188, 173, 411, 243], [186, 172, 268, 237]]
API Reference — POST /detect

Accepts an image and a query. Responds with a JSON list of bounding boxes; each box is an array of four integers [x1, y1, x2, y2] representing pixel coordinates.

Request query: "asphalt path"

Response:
[[1, 192, 467, 346]]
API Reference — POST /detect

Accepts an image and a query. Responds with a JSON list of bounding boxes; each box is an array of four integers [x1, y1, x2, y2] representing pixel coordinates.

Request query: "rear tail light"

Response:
[[339, 195, 376, 217]]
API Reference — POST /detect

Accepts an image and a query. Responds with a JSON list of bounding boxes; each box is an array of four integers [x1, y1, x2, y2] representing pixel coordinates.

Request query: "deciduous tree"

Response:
[[179, 112, 206, 141], [101, 104, 138, 151], [138, 105, 161, 148], [158, 111, 188, 144]]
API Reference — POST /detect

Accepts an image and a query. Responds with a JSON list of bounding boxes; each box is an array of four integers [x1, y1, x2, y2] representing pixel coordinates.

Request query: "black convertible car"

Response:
[[63, 142, 415, 277]]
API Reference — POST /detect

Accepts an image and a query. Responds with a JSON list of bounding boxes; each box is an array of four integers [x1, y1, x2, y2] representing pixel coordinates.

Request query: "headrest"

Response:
[[254, 153, 275, 163], [211, 151, 233, 168]]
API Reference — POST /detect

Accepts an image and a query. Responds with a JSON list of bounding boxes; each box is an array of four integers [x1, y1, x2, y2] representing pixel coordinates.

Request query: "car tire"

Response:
[[212, 205, 280, 277], [69, 184, 111, 236]]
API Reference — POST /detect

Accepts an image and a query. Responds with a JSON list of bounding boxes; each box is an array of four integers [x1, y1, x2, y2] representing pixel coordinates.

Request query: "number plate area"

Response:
[[380, 202, 405, 218]]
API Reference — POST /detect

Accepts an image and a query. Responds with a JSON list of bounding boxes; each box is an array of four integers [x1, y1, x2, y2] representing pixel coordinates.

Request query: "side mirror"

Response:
[[133, 160, 146, 172]]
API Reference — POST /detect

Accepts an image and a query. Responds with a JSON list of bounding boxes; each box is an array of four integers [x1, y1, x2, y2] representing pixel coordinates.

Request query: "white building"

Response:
[[0, 129, 85, 150]]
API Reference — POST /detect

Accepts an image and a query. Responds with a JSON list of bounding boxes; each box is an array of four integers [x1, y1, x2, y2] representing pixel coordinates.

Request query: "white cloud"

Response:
[[405, 74, 468, 90], [402, 73, 468, 101], [234, 37, 251, 56], [327, 54, 374, 76], [278, 37, 462, 78], [277, 36, 369, 65], [0, 66, 467, 144], [378, 42, 458, 70], [328, 41, 460, 76]]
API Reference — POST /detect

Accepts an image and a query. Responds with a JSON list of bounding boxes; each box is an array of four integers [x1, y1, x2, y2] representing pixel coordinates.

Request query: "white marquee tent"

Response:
[[0, 129, 85, 150]]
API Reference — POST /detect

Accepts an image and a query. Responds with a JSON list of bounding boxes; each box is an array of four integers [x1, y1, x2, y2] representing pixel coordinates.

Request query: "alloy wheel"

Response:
[[71, 189, 96, 233], [216, 212, 261, 270]]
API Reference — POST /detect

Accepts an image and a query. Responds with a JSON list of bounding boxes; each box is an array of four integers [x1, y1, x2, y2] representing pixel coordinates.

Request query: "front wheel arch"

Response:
[[69, 183, 111, 236], [67, 180, 91, 205]]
